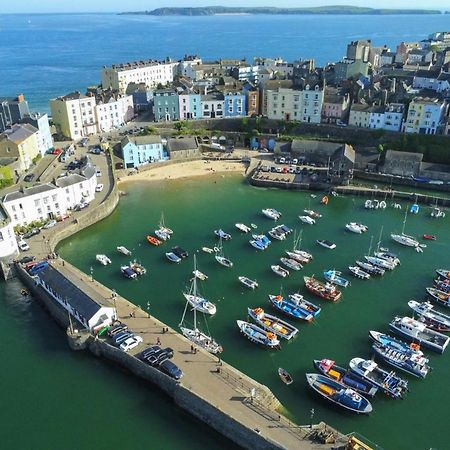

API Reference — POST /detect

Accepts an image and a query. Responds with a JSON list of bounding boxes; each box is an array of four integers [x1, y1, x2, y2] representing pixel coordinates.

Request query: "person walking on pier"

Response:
[[156, 337, 161, 346]]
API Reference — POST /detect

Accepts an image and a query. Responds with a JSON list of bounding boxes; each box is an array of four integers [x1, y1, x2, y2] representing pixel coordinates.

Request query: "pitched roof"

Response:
[[55, 173, 86, 188], [121, 135, 162, 147], [3, 183, 57, 202], [37, 265, 101, 320], [1, 123, 38, 144], [167, 137, 198, 152]]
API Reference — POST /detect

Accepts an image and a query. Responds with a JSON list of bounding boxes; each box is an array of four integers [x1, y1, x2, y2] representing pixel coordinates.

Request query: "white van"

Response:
[[210, 143, 224, 150]]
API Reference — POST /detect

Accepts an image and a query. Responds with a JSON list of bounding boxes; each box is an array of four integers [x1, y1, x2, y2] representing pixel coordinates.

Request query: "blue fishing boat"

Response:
[[372, 343, 430, 378], [247, 307, 299, 340], [249, 239, 266, 251], [269, 293, 320, 322], [313, 359, 378, 397], [305, 373, 373, 414], [323, 270, 350, 287], [349, 357, 408, 399], [214, 229, 232, 240]]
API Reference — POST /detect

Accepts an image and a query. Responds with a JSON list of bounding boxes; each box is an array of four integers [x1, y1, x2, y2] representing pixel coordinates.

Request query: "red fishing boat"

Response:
[[423, 234, 436, 241], [147, 235, 162, 246], [303, 276, 342, 302]]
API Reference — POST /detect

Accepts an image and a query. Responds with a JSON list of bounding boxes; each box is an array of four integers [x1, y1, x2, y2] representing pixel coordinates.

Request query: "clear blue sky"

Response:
[[0, 1, 448, 14]]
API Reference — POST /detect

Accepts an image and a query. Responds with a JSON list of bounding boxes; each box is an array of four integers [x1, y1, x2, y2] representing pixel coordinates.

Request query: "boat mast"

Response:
[[367, 235, 374, 257], [376, 226, 384, 252], [401, 208, 408, 235]]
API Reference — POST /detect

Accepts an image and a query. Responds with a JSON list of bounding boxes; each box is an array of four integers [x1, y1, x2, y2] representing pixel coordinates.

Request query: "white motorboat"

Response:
[[408, 300, 450, 332], [202, 247, 214, 254], [299, 215, 315, 225], [364, 200, 374, 209], [304, 209, 322, 218], [364, 255, 395, 270], [236, 320, 280, 348], [238, 276, 258, 289], [155, 228, 170, 241], [389, 316, 450, 353], [348, 266, 370, 280], [268, 228, 286, 241], [316, 239, 336, 249], [431, 207, 445, 218], [117, 246, 132, 256], [96, 254, 111, 265], [271, 265, 289, 277], [235, 223, 251, 233], [345, 222, 368, 234], [262, 208, 281, 220], [193, 269, 208, 281]]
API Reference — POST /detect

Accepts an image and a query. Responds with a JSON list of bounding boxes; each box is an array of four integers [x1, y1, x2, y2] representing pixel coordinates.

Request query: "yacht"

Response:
[[316, 239, 336, 249], [235, 223, 251, 233], [299, 215, 315, 225], [96, 254, 111, 265], [262, 208, 281, 220]]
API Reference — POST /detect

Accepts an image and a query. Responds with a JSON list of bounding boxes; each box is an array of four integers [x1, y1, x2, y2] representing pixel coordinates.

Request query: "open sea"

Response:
[[2, 12, 450, 450], [1, 13, 450, 112]]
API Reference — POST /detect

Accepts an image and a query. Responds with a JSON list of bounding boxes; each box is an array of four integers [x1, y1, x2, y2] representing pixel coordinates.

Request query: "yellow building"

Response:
[[0, 123, 39, 172], [404, 97, 448, 135]]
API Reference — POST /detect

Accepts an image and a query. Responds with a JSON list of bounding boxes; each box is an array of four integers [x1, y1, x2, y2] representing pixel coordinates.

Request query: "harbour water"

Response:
[[44, 174, 449, 450], [2, 13, 450, 112]]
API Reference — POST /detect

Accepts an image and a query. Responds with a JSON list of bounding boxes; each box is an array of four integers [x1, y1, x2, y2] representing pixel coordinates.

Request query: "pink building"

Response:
[[321, 89, 350, 124]]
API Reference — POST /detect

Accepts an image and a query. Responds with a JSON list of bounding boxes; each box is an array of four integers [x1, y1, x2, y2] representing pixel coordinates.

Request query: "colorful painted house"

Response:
[[121, 135, 167, 168]]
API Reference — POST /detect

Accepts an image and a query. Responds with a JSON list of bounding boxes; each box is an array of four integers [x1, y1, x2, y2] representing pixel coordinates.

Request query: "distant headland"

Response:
[[120, 6, 442, 16]]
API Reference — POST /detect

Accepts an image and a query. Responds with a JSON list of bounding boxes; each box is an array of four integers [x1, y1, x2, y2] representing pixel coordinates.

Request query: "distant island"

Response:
[[121, 6, 442, 16]]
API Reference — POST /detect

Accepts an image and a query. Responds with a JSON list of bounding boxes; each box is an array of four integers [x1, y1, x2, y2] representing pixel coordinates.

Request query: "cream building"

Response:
[[404, 97, 449, 135], [0, 123, 40, 171], [50, 92, 97, 140], [95, 92, 134, 133], [101, 60, 177, 94], [266, 85, 323, 123]]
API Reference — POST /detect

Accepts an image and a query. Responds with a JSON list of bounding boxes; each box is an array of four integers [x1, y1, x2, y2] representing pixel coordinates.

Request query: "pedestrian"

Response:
[[190, 344, 194, 353], [156, 337, 161, 346]]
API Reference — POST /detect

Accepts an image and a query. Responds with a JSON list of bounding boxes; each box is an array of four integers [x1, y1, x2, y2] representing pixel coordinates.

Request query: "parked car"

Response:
[[107, 324, 128, 337], [18, 240, 30, 251], [96, 169, 102, 177], [29, 260, 49, 275], [113, 331, 134, 345], [90, 146, 101, 155], [139, 345, 161, 360], [43, 220, 57, 229], [79, 138, 89, 147], [120, 336, 143, 352], [67, 161, 80, 171], [95, 184, 104, 192], [19, 255, 35, 264], [74, 202, 89, 211], [24, 173, 35, 182], [53, 148, 63, 155], [159, 360, 183, 380]]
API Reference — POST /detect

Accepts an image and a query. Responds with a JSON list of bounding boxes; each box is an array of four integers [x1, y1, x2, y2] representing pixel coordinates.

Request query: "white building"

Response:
[[101, 60, 177, 94], [178, 56, 203, 77], [201, 93, 225, 119], [2, 162, 97, 227], [349, 103, 405, 132], [95, 92, 134, 133], [50, 92, 97, 140], [0, 204, 19, 263], [35, 264, 116, 332], [266, 85, 323, 123], [21, 112, 54, 155]]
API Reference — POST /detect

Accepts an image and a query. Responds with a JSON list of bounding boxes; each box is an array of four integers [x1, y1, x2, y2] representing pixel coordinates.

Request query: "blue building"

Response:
[[153, 89, 180, 122], [121, 135, 167, 169], [179, 93, 202, 120], [224, 91, 246, 117]]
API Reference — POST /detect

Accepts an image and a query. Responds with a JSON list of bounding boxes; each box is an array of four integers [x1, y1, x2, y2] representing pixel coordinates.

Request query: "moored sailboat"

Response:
[[215, 237, 233, 268]]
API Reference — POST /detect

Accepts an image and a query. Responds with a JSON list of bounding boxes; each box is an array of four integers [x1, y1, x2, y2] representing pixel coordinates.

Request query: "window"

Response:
[[43, 197, 48, 205], [52, 194, 57, 202], [37, 208, 42, 214]]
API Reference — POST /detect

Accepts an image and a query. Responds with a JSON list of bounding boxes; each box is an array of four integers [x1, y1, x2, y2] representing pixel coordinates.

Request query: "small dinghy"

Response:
[[130, 260, 146, 275], [147, 235, 162, 246], [214, 229, 232, 240], [423, 234, 436, 241], [306, 373, 372, 414], [278, 368, 293, 385], [235, 223, 251, 233], [202, 247, 214, 254], [238, 276, 258, 289], [216, 255, 233, 268], [271, 265, 289, 278], [117, 246, 132, 256], [316, 239, 336, 249]]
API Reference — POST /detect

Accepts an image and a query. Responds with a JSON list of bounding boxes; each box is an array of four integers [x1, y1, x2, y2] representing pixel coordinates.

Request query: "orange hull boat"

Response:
[[147, 235, 162, 246]]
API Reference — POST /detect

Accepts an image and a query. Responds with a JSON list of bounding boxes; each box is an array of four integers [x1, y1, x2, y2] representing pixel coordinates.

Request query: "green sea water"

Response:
[[2, 174, 450, 450]]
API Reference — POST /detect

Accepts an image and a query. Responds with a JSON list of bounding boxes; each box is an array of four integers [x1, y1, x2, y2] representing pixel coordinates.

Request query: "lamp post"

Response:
[[310, 408, 315, 429], [90, 266, 94, 282], [111, 290, 117, 320], [146, 301, 150, 317]]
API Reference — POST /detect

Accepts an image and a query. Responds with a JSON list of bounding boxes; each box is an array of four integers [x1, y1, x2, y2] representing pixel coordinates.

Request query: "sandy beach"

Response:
[[118, 159, 247, 184]]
